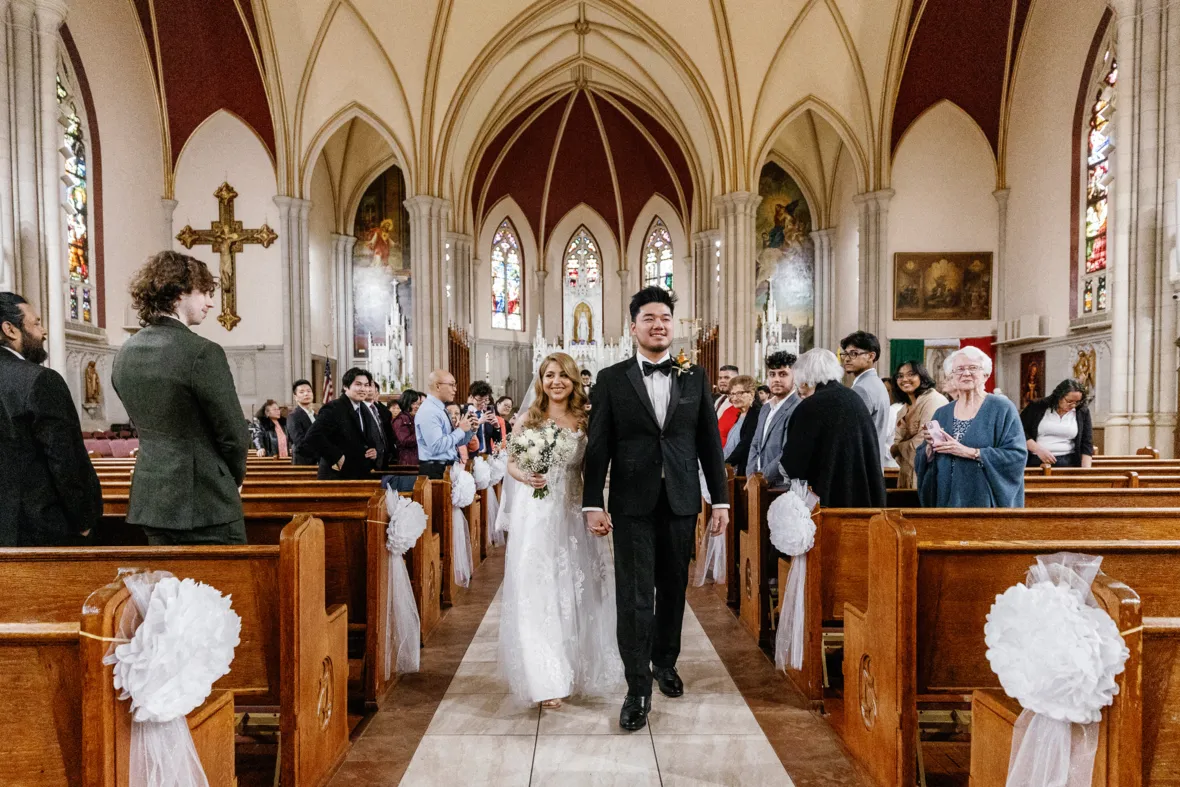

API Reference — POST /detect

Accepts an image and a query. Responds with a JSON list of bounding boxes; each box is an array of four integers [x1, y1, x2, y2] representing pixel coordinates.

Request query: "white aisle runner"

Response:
[[400, 588, 794, 786]]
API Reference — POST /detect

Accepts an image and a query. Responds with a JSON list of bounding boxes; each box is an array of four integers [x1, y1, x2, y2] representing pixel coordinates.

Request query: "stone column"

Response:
[[446, 232, 473, 330], [11, 1, 37, 304], [992, 188, 1010, 391], [36, 0, 67, 374], [715, 193, 761, 373], [161, 198, 179, 249], [0, 0, 14, 293], [692, 229, 720, 326], [853, 189, 894, 344], [331, 232, 356, 373], [404, 195, 451, 387], [274, 196, 311, 394], [810, 227, 836, 351]]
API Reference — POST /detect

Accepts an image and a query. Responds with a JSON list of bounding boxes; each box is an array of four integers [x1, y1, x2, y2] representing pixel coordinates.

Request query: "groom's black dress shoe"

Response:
[[654, 666, 684, 698], [619, 694, 652, 731]]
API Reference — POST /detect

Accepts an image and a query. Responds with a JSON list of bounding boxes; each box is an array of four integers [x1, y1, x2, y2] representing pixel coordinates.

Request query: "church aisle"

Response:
[[328, 554, 865, 786]]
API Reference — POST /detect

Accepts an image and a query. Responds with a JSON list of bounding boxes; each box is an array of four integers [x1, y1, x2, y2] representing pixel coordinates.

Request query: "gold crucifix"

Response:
[[176, 182, 278, 331]]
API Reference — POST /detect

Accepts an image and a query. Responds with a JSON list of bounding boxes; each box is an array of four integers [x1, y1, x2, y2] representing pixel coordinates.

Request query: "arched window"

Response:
[[641, 216, 674, 291], [490, 218, 523, 330], [57, 50, 94, 326], [1079, 42, 1116, 317], [563, 226, 602, 345]]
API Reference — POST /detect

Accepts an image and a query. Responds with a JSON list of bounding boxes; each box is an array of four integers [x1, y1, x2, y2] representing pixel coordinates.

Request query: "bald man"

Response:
[[415, 369, 478, 479]]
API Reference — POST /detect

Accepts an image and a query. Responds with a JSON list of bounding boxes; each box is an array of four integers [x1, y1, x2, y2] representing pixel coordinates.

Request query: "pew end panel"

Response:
[[727, 473, 745, 607], [279, 514, 351, 787], [739, 475, 774, 645], [430, 473, 457, 607], [407, 479, 442, 640], [1143, 617, 1180, 785]]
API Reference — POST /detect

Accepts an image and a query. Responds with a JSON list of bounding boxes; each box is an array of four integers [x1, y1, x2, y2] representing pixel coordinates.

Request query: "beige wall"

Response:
[[171, 110, 282, 347], [308, 156, 335, 357], [67, 0, 164, 341], [888, 101, 998, 342]]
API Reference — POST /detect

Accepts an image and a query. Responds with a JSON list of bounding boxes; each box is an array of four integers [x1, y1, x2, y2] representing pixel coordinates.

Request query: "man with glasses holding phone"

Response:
[[416, 369, 478, 479], [840, 331, 892, 468]]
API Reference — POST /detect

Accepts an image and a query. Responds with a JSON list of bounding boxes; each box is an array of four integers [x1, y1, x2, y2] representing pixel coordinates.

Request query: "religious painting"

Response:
[[1073, 346, 1097, 396], [893, 252, 993, 321], [1020, 351, 1046, 410], [923, 340, 960, 395], [352, 165, 411, 361], [754, 162, 814, 355]]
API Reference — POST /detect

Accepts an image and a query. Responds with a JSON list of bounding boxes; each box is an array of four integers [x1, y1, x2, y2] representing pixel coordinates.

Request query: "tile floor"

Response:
[[396, 593, 792, 786]]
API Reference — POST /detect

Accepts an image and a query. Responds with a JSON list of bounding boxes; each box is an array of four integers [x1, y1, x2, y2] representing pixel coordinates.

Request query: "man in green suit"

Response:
[[113, 251, 249, 545]]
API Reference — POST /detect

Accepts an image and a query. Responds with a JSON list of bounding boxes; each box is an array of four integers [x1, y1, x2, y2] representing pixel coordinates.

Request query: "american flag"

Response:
[[322, 358, 334, 402]]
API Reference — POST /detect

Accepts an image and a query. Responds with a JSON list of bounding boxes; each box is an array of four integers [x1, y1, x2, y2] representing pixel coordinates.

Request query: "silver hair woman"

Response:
[[916, 346, 1026, 507], [777, 349, 886, 507], [791, 348, 844, 398]]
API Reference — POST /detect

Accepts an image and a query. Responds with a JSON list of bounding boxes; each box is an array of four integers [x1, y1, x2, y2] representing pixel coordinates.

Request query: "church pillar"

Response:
[[161, 198, 178, 249], [853, 189, 894, 345], [11, 0, 38, 304], [810, 227, 836, 351], [992, 188, 1010, 392], [36, 0, 67, 374], [715, 192, 761, 373], [0, 0, 14, 293], [404, 195, 451, 388], [330, 232, 356, 378], [274, 196, 311, 394], [446, 232, 473, 331], [1105, 0, 1179, 454], [693, 229, 720, 327]]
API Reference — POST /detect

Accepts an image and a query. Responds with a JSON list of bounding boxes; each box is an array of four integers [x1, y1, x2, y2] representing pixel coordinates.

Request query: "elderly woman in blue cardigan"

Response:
[[915, 346, 1026, 508]]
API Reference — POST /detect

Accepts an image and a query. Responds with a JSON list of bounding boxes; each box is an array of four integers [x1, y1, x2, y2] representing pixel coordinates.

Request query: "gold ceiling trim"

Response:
[[249, 0, 291, 192], [120, 0, 170, 199], [805, 110, 829, 228], [877, 0, 917, 188], [421, 0, 455, 183], [145, 0, 173, 197], [299, 102, 408, 206], [891, 98, 997, 171], [585, 91, 628, 265], [997, 0, 1040, 190], [342, 152, 402, 237], [710, 0, 744, 189], [537, 91, 579, 268], [749, 95, 869, 196], [172, 108, 279, 189], [825, 139, 846, 221]]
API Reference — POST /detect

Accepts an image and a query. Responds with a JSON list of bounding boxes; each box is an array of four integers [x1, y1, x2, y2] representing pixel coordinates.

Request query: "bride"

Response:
[[498, 352, 623, 708]]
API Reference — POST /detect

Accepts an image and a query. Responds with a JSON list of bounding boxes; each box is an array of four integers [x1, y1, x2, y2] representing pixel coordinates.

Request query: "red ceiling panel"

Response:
[[542, 92, 619, 243], [482, 95, 567, 229]]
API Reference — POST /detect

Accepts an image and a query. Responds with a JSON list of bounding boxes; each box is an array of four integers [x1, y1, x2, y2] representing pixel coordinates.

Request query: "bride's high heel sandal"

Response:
[[540, 699, 563, 709]]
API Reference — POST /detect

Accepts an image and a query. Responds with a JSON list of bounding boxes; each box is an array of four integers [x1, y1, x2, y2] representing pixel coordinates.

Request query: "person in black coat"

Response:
[[286, 378, 318, 465], [0, 292, 101, 545], [1021, 379, 1093, 468], [721, 374, 761, 473], [363, 384, 396, 470], [780, 349, 886, 508], [302, 368, 381, 480]]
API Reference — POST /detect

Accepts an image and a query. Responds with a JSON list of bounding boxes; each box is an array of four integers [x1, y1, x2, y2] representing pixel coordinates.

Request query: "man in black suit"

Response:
[[362, 383, 395, 469], [286, 378, 318, 465], [303, 367, 381, 480], [582, 287, 729, 732], [0, 292, 101, 546]]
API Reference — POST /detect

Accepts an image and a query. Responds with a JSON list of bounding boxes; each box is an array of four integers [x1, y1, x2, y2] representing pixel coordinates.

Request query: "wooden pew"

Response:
[[430, 471, 456, 606], [1025, 489, 1180, 507], [841, 509, 1180, 787], [0, 578, 237, 787], [1024, 472, 1139, 489], [969, 570, 1144, 787], [0, 514, 349, 787], [727, 471, 744, 607], [1142, 616, 1180, 784], [740, 474, 777, 646]]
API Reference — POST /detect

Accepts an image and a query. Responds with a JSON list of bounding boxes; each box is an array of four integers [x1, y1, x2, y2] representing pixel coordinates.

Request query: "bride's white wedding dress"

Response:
[[498, 429, 624, 703]]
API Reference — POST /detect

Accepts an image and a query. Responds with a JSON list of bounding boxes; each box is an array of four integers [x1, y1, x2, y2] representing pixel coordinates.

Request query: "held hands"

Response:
[[709, 507, 729, 537], [585, 510, 612, 537], [255, 448, 266, 458]]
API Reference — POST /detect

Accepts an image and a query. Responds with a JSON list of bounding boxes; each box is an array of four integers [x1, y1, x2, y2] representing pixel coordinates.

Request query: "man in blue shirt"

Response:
[[416, 369, 478, 479]]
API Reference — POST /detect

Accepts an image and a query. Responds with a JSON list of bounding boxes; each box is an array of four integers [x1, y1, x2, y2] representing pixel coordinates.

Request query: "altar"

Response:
[[531, 316, 633, 376]]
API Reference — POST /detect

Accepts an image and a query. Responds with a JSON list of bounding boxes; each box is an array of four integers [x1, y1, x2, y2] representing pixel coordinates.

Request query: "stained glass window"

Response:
[[57, 58, 95, 326], [490, 218, 523, 331], [565, 227, 599, 289], [642, 217, 674, 291], [1080, 46, 1116, 317]]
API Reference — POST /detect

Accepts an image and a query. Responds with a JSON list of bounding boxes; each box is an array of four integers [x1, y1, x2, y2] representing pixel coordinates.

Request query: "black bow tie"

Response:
[[643, 359, 673, 377]]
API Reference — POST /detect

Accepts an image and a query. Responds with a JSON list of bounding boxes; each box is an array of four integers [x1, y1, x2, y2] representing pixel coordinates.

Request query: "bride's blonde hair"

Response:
[[523, 352, 589, 431]]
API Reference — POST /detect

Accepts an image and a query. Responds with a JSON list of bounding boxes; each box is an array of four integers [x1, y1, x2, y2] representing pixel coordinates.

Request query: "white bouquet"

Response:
[[507, 421, 579, 499]]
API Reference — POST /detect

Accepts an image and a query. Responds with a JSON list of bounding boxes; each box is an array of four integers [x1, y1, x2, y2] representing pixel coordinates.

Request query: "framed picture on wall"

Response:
[[893, 252, 993, 320], [1020, 350, 1047, 410]]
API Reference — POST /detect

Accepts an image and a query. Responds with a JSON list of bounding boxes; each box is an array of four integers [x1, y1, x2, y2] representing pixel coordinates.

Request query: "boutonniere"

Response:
[[672, 350, 693, 376]]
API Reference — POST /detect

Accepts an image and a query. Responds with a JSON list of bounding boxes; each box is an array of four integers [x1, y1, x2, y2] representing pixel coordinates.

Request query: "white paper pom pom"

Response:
[[472, 456, 492, 490], [451, 466, 477, 508], [385, 489, 429, 555], [767, 488, 816, 557]]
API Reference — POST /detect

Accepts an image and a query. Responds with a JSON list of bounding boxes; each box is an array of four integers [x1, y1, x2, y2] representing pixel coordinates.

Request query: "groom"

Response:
[[583, 286, 730, 731]]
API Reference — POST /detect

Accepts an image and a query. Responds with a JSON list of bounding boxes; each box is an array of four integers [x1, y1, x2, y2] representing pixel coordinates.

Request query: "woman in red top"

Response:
[[392, 390, 423, 467]]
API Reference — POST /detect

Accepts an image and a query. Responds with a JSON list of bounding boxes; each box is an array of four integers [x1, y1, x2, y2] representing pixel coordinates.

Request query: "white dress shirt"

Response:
[[300, 405, 316, 423], [3, 346, 23, 360], [639, 352, 673, 424]]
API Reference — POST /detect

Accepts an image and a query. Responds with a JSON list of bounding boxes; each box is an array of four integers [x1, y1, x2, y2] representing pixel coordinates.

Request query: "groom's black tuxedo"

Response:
[[582, 355, 728, 698], [582, 358, 729, 514]]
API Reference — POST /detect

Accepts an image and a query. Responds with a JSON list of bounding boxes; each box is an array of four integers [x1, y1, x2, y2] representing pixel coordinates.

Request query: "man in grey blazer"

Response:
[[112, 251, 249, 545], [746, 351, 800, 489], [841, 330, 892, 468]]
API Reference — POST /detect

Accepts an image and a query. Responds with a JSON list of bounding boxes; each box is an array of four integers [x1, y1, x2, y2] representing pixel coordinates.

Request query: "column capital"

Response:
[[273, 195, 312, 214], [852, 188, 895, 208], [29, 0, 68, 30], [714, 191, 762, 218], [992, 188, 1011, 206], [404, 194, 452, 221], [693, 229, 721, 245], [809, 227, 837, 241]]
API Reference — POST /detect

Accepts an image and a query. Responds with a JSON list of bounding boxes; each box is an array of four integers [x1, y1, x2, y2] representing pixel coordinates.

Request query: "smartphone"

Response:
[[926, 420, 948, 446]]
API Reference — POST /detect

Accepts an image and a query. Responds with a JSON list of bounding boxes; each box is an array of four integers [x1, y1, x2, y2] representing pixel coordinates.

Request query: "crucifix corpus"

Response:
[[176, 182, 278, 331]]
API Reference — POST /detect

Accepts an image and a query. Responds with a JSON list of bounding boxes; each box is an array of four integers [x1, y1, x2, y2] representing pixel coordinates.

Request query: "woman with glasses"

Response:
[[890, 361, 948, 488], [916, 346, 1026, 508], [721, 374, 761, 470], [1020, 379, 1092, 468]]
